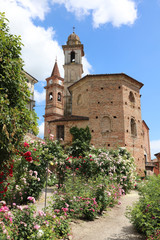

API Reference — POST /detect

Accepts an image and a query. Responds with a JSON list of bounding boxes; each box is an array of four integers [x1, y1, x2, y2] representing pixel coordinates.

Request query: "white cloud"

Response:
[[150, 139, 160, 159], [16, 0, 50, 20], [0, 0, 92, 81], [82, 57, 92, 75], [38, 122, 44, 138], [0, 0, 64, 81], [1, 0, 136, 83], [51, 0, 138, 28], [34, 90, 46, 103]]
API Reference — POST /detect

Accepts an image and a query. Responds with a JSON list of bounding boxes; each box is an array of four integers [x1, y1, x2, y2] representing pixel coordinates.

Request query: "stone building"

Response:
[[44, 31, 151, 175], [24, 71, 38, 111]]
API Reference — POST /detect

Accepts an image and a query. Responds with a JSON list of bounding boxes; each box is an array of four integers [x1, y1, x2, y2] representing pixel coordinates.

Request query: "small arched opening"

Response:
[[49, 92, 53, 100], [57, 92, 61, 102], [129, 91, 135, 103], [131, 118, 137, 137], [71, 51, 75, 62], [101, 116, 111, 133]]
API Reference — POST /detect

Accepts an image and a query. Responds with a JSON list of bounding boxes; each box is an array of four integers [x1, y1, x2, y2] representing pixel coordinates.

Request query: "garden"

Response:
[[0, 12, 160, 240], [0, 132, 138, 240], [126, 174, 160, 240]]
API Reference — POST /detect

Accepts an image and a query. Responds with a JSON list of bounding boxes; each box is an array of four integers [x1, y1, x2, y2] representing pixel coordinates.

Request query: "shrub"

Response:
[[68, 126, 91, 157], [4, 140, 51, 205], [50, 174, 123, 221], [0, 199, 70, 240], [126, 175, 160, 239], [0, 13, 38, 200]]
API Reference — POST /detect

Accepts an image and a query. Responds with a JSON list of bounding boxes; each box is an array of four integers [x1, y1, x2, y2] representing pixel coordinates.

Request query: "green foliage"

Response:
[[0, 200, 70, 240], [50, 174, 123, 221], [4, 140, 51, 205], [68, 126, 91, 157], [126, 175, 160, 239], [0, 12, 39, 198], [70, 126, 91, 143], [45, 137, 68, 188]]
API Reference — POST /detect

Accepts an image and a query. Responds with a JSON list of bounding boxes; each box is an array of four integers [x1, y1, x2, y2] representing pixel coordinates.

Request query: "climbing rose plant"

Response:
[[0, 12, 39, 199]]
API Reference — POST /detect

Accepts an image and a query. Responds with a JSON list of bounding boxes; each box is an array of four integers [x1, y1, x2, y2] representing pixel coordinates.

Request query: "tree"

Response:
[[0, 12, 38, 198], [69, 126, 91, 157]]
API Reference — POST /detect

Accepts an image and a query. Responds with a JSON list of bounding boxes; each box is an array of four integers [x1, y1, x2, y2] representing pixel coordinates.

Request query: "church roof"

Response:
[[142, 120, 150, 130], [67, 32, 81, 45], [154, 152, 160, 157], [68, 73, 144, 91], [51, 60, 60, 77], [48, 115, 89, 123]]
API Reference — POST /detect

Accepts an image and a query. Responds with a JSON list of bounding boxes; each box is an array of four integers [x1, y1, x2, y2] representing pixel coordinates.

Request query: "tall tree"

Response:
[[0, 12, 38, 196]]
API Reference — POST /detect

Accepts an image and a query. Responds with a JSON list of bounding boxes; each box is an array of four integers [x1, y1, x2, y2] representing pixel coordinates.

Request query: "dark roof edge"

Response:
[[142, 120, 150, 130], [68, 73, 143, 91], [154, 152, 160, 157], [48, 115, 89, 123]]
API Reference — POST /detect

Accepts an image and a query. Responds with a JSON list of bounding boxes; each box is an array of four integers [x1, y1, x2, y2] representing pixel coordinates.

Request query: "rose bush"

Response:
[[4, 140, 53, 205], [126, 175, 160, 239], [49, 174, 124, 221], [51, 146, 137, 192], [0, 199, 70, 240]]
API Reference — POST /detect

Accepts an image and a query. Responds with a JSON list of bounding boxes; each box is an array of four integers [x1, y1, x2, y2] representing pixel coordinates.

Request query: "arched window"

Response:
[[101, 116, 111, 133], [57, 92, 61, 102], [129, 91, 135, 103], [49, 92, 53, 100], [71, 51, 75, 62], [77, 94, 82, 105], [131, 118, 137, 136]]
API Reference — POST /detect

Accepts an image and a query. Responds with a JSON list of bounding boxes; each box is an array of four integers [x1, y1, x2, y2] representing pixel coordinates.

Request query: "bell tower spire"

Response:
[[62, 31, 84, 116], [44, 60, 64, 137]]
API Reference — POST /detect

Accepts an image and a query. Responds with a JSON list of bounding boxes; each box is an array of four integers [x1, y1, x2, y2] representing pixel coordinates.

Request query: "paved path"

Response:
[[35, 188, 54, 212], [70, 191, 145, 240], [36, 190, 145, 240]]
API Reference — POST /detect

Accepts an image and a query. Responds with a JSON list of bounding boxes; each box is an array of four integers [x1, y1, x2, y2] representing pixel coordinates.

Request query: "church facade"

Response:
[[44, 31, 151, 176]]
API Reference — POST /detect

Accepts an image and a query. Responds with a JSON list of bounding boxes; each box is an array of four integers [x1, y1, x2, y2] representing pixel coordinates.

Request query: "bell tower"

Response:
[[62, 29, 84, 115], [44, 60, 64, 137]]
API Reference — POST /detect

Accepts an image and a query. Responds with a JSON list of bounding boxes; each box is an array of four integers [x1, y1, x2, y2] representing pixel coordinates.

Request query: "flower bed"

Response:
[[0, 199, 70, 239], [49, 175, 124, 221], [126, 175, 160, 240], [0, 136, 138, 239]]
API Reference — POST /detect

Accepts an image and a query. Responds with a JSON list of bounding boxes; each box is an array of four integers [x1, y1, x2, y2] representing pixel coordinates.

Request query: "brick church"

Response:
[[44, 31, 151, 175]]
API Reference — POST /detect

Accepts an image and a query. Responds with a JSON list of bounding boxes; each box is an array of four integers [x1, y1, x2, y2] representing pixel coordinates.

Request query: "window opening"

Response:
[[129, 91, 135, 103], [57, 92, 61, 102], [71, 51, 75, 62], [131, 118, 137, 136], [101, 116, 111, 133], [77, 94, 82, 105], [57, 125, 64, 140], [49, 92, 53, 100]]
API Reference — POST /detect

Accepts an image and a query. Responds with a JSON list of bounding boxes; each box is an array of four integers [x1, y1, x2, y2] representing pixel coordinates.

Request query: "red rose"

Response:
[[26, 157, 32, 162], [24, 151, 31, 157], [24, 142, 29, 147]]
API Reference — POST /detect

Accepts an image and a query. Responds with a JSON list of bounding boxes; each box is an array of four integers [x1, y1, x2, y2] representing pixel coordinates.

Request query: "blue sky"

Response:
[[1, 0, 160, 158]]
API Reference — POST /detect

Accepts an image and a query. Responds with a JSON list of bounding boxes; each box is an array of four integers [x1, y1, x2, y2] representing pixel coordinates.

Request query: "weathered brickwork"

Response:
[[142, 121, 151, 163], [44, 32, 151, 176], [44, 61, 64, 137]]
